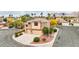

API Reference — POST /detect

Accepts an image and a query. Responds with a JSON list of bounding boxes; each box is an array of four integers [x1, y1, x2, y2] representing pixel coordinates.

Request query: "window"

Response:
[[28, 22, 31, 24], [26, 25, 28, 27], [34, 22, 38, 26]]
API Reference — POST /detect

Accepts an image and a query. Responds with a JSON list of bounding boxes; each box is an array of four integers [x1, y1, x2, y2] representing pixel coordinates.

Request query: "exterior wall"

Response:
[[32, 30, 42, 35], [24, 18, 50, 34], [74, 23, 79, 26], [0, 24, 4, 28], [62, 23, 69, 26], [31, 22, 41, 29], [0, 17, 3, 22], [42, 22, 50, 28]]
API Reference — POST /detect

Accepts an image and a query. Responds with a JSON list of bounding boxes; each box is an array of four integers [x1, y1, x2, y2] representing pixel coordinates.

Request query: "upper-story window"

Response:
[[34, 22, 38, 26], [26, 24, 28, 27], [28, 22, 31, 24]]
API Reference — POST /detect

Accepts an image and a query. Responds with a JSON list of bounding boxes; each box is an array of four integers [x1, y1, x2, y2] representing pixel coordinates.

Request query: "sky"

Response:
[[0, 11, 77, 17]]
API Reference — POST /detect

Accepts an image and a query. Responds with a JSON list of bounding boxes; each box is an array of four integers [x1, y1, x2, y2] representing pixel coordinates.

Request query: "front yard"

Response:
[[12, 27, 59, 47]]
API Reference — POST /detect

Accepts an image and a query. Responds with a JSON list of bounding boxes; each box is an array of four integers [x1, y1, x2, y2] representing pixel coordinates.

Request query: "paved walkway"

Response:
[[53, 26, 79, 47]]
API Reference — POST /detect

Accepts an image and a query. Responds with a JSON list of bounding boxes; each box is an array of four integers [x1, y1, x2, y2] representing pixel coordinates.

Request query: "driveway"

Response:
[[0, 29, 31, 47], [53, 26, 79, 47]]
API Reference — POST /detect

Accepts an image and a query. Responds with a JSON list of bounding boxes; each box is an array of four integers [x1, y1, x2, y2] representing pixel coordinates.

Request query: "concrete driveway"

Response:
[[53, 26, 79, 47]]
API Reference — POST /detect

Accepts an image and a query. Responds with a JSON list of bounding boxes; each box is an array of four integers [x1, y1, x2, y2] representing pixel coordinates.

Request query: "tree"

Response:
[[34, 13, 36, 17], [61, 13, 65, 19], [21, 16, 27, 22], [3, 18, 7, 22], [47, 13, 51, 20], [40, 12, 43, 17], [31, 13, 34, 17], [25, 14, 30, 17], [49, 27, 53, 34], [53, 14, 56, 18], [9, 22, 14, 28], [50, 19, 57, 26], [14, 20, 24, 29], [42, 27, 49, 35]]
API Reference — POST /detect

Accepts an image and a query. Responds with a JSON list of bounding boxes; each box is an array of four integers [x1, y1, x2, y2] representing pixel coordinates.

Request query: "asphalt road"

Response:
[[0, 29, 31, 47], [53, 26, 79, 47]]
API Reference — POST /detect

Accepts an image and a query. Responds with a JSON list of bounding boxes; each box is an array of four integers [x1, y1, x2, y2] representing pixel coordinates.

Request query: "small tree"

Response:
[[49, 27, 53, 34], [53, 29, 57, 32], [21, 16, 27, 22], [3, 18, 7, 22], [33, 37, 40, 42], [14, 20, 24, 29], [40, 12, 43, 17], [31, 13, 34, 17], [42, 27, 49, 35], [47, 13, 51, 20], [9, 22, 14, 28], [50, 19, 57, 27]]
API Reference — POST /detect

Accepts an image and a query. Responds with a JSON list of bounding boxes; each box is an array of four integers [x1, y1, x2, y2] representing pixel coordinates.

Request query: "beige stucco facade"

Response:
[[24, 18, 50, 34], [0, 16, 4, 22]]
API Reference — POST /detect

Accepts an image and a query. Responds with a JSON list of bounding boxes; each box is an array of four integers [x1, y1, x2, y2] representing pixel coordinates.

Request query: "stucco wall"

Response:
[[32, 30, 42, 35], [74, 23, 79, 26], [31, 22, 41, 29], [62, 23, 69, 26]]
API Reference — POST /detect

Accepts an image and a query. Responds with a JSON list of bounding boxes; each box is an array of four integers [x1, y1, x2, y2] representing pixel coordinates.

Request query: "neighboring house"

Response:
[[0, 22, 6, 28], [70, 18, 79, 26], [0, 16, 4, 22], [0, 16, 8, 29], [57, 18, 69, 26], [24, 18, 50, 34]]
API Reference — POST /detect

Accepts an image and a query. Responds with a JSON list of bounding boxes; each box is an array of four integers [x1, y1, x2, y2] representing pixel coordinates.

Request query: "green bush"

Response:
[[33, 37, 40, 42], [42, 27, 49, 35], [9, 25, 14, 28], [9, 23, 14, 28], [20, 30, 25, 32], [49, 27, 53, 34], [53, 29, 57, 32], [15, 32, 23, 37]]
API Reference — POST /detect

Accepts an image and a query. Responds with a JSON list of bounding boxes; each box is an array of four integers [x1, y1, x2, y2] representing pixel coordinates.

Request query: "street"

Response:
[[53, 26, 79, 47], [0, 29, 31, 47]]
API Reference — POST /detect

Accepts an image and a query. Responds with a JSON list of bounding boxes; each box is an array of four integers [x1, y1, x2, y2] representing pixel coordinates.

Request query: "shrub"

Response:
[[19, 30, 25, 33], [15, 32, 23, 37], [33, 37, 40, 42], [71, 23, 74, 26], [9, 23, 14, 28], [15, 32, 18, 37], [42, 27, 49, 35], [42, 38, 46, 42], [49, 27, 53, 34], [9, 25, 14, 28], [53, 29, 57, 32]]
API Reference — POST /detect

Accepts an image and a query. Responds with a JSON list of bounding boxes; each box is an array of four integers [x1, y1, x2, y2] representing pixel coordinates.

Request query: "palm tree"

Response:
[[40, 12, 43, 17], [53, 13, 56, 19], [34, 13, 36, 17], [31, 13, 34, 17], [61, 13, 65, 19], [47, 13, 51, 20], [14, 20, 24, 29]]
